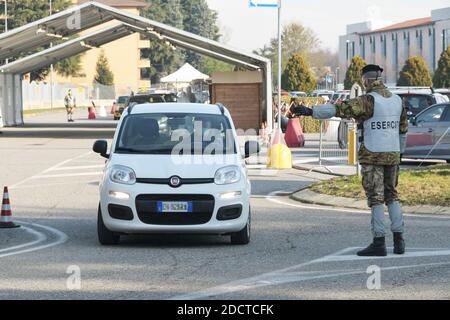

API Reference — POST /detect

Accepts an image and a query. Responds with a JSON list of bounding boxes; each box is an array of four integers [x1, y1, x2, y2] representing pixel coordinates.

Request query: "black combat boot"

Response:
[[357, 237, 387, 257], [393, 232, 405, 255]]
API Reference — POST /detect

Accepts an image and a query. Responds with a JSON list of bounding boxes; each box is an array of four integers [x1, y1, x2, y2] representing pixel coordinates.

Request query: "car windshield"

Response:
[[400, 95, 434, 113], [116, 113, 237, 155], [117, 96, 128, 103], [129, 95, 165, 105]]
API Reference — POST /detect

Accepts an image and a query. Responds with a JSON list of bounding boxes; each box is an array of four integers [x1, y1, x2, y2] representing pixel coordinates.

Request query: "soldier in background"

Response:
[[291, 64, 408, 257], [64, 89, 76, 123]]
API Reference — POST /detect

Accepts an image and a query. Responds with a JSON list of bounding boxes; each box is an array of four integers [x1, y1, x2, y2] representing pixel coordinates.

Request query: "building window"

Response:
[[371, 36, 376, 54], [393, 33, 398, 70], [416, 30, 423, 51], [140, 48, 150, 60], [382, 35, 387, 57], [352, 41, 355, 58], [444, 29, 450, 50], [140, 68, 151, 80], [361, 37, 366, 59]]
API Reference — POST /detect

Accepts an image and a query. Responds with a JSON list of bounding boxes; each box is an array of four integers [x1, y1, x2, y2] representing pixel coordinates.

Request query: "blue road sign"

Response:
[[249, 0, 279, 8]]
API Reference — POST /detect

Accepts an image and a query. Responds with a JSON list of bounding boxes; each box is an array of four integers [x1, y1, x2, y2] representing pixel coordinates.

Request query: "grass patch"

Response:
[[309, 164, 450, 207]]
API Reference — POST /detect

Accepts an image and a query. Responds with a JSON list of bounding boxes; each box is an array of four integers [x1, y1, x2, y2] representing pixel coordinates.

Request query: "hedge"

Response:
[[274, 96, 325, 133]]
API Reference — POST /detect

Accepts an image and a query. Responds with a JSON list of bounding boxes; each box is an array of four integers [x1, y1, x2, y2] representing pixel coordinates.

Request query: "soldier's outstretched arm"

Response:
[[290, 96, 374, 122]]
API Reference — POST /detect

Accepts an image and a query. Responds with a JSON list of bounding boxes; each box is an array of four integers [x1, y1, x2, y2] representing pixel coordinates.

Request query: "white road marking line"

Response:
[[0, 227, 47, 254], [172, 249, 450, 300], [265, 191, 450, 220], [0, 221, 68, 259], [10, 152, 93, 189], [173, 192, 450, 300], [33, 172, 103, 179], [322, 249, 450, 263], [51, 165, 104, 171], [10, 180, 99, 190]]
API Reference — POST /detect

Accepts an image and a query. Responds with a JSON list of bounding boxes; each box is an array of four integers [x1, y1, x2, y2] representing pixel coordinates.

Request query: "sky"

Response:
[[207, 0, 449, 53]]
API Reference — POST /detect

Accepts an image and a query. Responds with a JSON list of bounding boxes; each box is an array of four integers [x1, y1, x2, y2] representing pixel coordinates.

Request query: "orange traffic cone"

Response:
[[0, 187, 20, 229]]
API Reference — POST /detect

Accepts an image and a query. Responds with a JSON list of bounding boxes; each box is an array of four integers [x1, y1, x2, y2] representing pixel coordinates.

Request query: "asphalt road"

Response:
[[1, 111, 450, 300]]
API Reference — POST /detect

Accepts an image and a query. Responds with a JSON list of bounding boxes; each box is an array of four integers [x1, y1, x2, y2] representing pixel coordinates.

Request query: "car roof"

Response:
[[128, 103, 226, 116]]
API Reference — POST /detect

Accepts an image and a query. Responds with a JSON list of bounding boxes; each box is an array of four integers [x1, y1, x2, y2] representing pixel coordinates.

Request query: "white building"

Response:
[[338, 7, 450, 86]]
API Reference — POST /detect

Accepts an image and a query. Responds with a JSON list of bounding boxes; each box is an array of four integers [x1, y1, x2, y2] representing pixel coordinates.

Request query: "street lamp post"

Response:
[[277, 0, 282, 138], [4, 0, 8, 64], [49, 0, 54, 111]]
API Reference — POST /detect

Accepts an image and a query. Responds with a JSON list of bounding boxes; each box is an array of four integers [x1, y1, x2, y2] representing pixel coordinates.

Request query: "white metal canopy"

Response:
[[0, 1, 272, 128]]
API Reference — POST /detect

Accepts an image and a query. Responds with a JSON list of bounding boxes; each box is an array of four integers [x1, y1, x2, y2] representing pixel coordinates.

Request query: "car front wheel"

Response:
[[230, 208, 251, 245], [98, 204, 120, 245]]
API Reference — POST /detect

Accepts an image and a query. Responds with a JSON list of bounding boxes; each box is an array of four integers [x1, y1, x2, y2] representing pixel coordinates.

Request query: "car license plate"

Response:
[[157, 201, 192, 213]]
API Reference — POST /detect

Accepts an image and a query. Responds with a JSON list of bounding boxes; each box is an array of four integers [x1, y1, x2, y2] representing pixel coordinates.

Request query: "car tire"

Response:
[[447, 160, 450, 164], [98, 205, 120, 245], [230, 208, 251, 245]]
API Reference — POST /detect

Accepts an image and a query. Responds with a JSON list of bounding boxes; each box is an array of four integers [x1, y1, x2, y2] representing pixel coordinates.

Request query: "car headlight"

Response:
[[110, 165, 136, 185], [214, 166, 241, 185]]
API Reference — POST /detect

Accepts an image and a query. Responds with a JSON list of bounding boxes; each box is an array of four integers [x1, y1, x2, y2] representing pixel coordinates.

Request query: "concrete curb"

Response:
[[290, 189, 450, 215]]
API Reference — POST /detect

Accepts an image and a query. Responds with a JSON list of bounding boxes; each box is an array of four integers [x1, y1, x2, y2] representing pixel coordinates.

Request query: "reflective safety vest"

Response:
[[362, 92, 403, 153]]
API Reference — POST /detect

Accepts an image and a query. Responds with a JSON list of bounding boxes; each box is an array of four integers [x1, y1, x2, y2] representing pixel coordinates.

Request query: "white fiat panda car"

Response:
[[93, 103, 259, 245]]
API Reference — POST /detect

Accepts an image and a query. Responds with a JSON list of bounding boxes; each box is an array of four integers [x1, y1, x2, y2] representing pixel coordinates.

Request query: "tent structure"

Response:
[[161, 63, 209, 85], [0, 1, 272, 128]]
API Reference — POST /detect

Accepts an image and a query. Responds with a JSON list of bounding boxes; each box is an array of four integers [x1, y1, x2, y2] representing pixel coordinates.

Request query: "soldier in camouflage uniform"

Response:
[[291, 64, 408, 257]]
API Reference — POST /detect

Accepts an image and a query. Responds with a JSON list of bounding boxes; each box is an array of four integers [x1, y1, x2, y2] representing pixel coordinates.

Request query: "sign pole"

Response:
[[277, 0, 282, 137]]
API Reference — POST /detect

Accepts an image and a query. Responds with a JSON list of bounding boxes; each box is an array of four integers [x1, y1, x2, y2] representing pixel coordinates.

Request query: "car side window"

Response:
[[442, 107, 450, 122], [417, 106, 445, 124]]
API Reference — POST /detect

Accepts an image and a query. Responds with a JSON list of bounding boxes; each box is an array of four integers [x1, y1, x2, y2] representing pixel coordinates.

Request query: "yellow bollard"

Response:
[[348, 128, 356, 165], [267, 143, 292, 169]]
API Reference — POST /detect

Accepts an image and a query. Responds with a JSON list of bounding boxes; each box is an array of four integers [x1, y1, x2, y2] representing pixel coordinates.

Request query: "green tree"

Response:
[[281, 53, 316, 92], [141, 0, 222, 81], [141, 0, 185, 83], [344, 55, 367, 90], [55, 55, 84, 78], [398, 56, 432, 87], [180, 0, 221, 69], [433, 46, 450, 88], [254, 22, 320, 87], [94, 51, 114, 86], [200, 57, 234, 75]]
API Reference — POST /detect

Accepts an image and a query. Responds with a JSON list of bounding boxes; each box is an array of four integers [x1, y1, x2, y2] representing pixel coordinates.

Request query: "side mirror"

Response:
[[93, 140, 109, 159], [409, 117, 417, 126], [244, 141, 260, 159]]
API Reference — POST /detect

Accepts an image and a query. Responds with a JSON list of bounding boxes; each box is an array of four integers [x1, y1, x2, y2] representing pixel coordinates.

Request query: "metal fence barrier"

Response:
[[316, 118, 359, 174]]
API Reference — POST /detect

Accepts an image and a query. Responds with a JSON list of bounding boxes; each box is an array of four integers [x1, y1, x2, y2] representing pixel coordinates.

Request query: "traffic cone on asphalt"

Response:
[[0, 187, 20, 229]]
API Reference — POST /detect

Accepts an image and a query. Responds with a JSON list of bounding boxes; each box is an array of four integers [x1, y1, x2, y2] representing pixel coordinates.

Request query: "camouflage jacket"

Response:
[[335, 81, 408, 165]]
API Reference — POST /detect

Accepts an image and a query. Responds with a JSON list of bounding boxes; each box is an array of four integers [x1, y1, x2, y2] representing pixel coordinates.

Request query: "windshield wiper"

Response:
[[115, 147, 149, 153]]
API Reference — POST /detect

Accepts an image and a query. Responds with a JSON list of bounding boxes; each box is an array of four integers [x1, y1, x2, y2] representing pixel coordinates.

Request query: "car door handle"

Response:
[[428, 128, 433, 133]]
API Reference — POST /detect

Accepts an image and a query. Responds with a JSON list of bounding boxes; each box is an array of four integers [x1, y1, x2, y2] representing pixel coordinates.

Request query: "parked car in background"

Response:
[[114, 96, 129, 120], [390, 87, 448, 119], [331, 91, 350, 104], [114, 93, 178, 120], [403, 103, 450, 163], [290, 91, 307, 97], [435, 89, 450, 100]]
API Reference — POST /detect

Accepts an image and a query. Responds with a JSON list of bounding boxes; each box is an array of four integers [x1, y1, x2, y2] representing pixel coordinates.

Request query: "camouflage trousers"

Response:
[[361, 164, 404, 237], [361, 164, 400, 207]]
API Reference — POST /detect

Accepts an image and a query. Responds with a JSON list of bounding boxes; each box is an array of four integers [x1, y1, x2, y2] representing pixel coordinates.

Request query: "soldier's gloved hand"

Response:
[[290, 105, 313, 117]]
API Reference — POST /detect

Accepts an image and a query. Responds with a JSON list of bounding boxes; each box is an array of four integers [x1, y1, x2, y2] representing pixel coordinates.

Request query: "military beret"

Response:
[[362, 64, 384, 75]]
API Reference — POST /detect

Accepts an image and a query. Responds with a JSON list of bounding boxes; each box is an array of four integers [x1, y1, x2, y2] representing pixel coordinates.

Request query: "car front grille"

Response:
[[135, 194, 215, 225]]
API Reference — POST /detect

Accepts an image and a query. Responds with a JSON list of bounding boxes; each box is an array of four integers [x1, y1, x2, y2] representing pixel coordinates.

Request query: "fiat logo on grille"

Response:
[[169, 176, 181, 188]]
